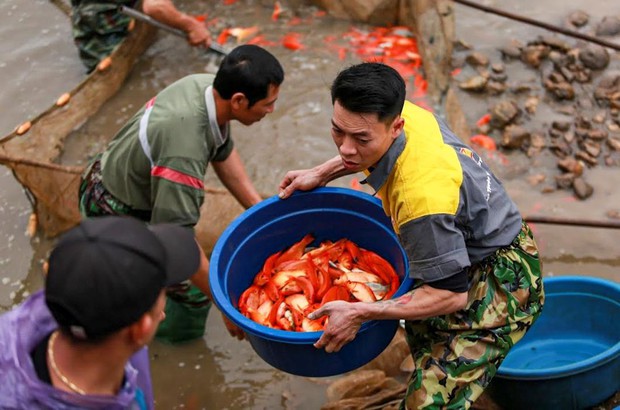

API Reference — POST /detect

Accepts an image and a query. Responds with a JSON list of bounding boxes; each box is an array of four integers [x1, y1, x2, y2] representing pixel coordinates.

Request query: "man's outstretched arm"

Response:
[[141, 0, 211, 47]]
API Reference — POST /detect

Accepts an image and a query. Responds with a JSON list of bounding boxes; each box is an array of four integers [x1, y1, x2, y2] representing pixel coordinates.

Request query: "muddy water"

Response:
[[0, 0, 83, 309], [0, 0, 618, 408]]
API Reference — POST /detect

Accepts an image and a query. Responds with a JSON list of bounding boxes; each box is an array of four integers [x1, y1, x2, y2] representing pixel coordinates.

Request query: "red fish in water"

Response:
[[476, 113, 491, 127], [470, 134, 497, 151], [282, 32, 304, 50], [272, 1, 283, 21]]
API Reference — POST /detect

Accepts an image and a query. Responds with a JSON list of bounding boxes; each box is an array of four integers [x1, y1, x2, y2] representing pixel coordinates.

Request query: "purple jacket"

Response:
[[0, 291, 154, 409]]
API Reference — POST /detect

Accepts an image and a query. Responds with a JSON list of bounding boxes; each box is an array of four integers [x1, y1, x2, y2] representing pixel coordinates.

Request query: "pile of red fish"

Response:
[[238, 234, 400, 332], [205, 2, 430, 108]]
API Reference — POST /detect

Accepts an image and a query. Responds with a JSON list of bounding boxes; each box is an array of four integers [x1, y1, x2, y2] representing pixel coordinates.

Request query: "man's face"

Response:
[[331, 100, 403, 172], [235, 84, 280, 125]]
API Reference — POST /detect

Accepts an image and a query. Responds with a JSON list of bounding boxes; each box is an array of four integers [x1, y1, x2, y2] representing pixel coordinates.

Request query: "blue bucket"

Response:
[[209, 187, 412, 377], [488, 276, 620, 409]]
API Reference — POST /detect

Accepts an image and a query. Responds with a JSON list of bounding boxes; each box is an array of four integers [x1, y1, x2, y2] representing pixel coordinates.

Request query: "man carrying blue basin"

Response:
[[278, 62, 545, 409]]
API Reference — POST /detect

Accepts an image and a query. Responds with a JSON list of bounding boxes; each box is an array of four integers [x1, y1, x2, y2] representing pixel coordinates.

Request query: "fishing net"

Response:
[[0, 20, 156, 238], [0, 157, 82, 238]]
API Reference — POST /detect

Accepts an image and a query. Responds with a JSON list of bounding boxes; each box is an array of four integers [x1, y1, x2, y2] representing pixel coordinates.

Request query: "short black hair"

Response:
[[213, 45, 284, 107], [331, 62, 406, 124]]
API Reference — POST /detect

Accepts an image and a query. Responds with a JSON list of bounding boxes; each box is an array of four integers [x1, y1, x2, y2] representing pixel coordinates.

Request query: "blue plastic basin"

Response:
[[209, 187, 412, 377], [488, 276, 620, 409]]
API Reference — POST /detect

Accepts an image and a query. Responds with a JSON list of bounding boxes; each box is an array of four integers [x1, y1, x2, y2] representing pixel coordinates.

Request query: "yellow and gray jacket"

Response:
[[363, 101, 522, 283]]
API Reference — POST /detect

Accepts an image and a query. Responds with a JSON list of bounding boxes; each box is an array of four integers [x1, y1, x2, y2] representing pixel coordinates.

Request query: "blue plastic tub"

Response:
[[488, 276, 620, 409], [209, 187, 412, 377]]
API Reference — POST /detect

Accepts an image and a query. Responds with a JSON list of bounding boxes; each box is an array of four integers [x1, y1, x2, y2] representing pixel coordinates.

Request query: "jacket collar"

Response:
[[361, 131, 406, 193]]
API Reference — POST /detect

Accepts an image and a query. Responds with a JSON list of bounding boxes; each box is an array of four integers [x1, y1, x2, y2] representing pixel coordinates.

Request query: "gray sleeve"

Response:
[[212, 136, 234, 162], [399, 214, 471, 283]]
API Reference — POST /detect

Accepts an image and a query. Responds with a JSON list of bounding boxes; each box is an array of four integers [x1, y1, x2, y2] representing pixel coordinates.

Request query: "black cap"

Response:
[[45, 216, 200, 340]]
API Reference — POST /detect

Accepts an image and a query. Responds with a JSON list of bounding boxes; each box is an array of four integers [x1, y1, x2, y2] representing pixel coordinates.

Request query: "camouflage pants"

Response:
[[78, 156, 212, 344], [401, 222, 545, 409], [78, 154, 134, 218], [71, 1, 135, 72]]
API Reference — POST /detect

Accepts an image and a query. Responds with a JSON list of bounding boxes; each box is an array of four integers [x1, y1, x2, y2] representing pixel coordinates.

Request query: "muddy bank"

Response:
[[452, 5, 620, 204]]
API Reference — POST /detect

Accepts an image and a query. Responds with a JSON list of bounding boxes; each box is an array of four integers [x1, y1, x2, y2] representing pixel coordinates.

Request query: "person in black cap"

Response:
[[0, 216, 201, 409]]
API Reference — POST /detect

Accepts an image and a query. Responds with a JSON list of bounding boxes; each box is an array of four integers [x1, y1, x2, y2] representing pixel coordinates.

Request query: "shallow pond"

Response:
[[0, 0, 618, 408]]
